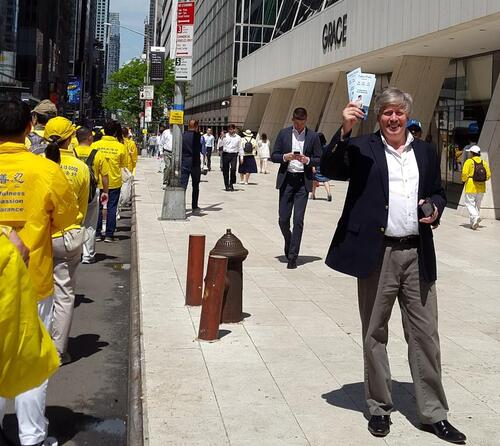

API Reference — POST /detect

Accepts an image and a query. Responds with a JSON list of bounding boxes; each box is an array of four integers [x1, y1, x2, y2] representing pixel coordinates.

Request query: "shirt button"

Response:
[[380, 227, 385, 233], [385, 205, 389, 210]]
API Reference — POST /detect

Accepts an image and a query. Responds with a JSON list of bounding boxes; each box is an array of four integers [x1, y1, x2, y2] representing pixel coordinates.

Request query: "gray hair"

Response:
[[374, 87, 413, 117]]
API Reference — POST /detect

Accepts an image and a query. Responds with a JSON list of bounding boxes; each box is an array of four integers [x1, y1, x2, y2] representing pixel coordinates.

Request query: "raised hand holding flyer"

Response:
[[347, 68, 376, 120]]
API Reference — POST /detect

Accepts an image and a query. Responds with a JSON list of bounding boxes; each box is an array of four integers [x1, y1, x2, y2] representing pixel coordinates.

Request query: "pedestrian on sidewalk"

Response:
[[221, 124, 241, 191], [74, 127, 110, 264], [92, 120, 128, 242], [158, 124, 173, 188], [203, 128, 215, 171], [238, 129, 258, 184], [321, 87, 466, 444], [181, 120, 202, 212], [461, 144, 491, 230], [123, 127, 138, 175], [148, 133, 157, 158], [0, 98, 78, 446], [257, 133, 270, 174], [217, 130, 225, 171], [271, 107, 322, 269], [44, 117, 90, 364]]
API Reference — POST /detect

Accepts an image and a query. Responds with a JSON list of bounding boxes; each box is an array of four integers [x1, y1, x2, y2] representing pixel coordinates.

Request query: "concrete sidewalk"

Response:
[[135, 156, 500, 446]]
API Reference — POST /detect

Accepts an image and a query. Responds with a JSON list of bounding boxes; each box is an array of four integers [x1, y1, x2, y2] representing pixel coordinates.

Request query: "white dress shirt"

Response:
[[287, 127, 306, 173], [203, 134, 215, 148], [158, 129, 172, 153], [382, 132, 420, 237], [222, 133, 241, 153]]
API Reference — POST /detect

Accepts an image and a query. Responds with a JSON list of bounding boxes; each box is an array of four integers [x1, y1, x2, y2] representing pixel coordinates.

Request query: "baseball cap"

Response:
[[407, 119, 422, 130], [32, 99, 57, 117], [44, 117, 75, 142], [466, 145, 481, 154]]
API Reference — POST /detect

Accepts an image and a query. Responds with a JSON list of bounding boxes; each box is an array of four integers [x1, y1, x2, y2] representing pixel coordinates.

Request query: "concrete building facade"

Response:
[[238, 0, 500, 218]]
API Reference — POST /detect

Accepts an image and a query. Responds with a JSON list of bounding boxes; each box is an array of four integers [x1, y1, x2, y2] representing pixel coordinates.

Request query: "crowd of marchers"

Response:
[[0, 97, 138, 446]]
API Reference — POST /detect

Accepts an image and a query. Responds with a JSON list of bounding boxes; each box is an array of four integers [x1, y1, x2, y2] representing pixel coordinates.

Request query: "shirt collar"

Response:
[[60, 148, 76, 157], [102, 135, 118, 142], [0, 141, 29, 153], [381, 131, 414, 153], [293, 126, 306, 136]]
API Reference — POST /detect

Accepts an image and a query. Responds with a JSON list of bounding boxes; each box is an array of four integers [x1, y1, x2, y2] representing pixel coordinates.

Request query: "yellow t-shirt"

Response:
[[461, 156, 491, 194], [0, 142, 78, 300], [52, 148, 90, 237], [90, 136, 127, 189], [74, 145, 110, 185], [124, 138, 138, 171]]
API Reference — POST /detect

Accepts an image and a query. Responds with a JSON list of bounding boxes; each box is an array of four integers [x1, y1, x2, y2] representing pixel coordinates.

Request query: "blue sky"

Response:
[[110, 0, 149, 66]]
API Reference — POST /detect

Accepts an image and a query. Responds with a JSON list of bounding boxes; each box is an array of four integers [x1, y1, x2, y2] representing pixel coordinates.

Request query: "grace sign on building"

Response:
[[175, 0, 195, 81], [322, 14, 347, 53]]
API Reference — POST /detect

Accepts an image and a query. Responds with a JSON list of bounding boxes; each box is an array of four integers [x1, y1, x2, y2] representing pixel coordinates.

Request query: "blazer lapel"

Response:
[[369, 132, 389, 201], [303, 127, 312, 155]]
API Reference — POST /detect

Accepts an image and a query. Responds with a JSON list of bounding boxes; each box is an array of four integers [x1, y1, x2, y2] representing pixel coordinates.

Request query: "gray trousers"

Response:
[[357, 240, 449, 424], [163, 151, 173, 185]]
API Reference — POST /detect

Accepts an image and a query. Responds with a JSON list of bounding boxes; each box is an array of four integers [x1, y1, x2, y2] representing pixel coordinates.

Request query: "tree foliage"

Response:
[[102, 58, 175, 125]]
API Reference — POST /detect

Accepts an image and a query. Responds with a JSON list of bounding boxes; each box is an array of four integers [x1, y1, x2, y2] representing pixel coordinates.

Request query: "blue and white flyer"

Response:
[[347, 69, 376, 120]]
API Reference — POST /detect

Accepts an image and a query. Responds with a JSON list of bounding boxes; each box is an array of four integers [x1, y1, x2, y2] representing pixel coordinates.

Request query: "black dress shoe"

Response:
[[225, 186, 230, 191], [287, 259, 297, 269], [368, 415, 391, 437], [423, 420, 466, 444], [229, 185, 235, 191]]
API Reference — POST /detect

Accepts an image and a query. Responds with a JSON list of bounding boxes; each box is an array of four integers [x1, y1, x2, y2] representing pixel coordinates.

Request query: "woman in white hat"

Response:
[[238, 129, 258, 184]]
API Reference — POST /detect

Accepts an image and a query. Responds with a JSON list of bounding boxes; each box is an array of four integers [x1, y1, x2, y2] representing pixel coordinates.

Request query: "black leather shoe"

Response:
[[229, 185, 235, 191], [423, 420, 466, 444], [287, 259, 297, 269], [225, 186, 230, 191], [368, 415, 391, 437]]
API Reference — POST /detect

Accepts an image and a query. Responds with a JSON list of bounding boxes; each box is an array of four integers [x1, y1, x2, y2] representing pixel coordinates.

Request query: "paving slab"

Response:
[[135, 157, 500, 446]]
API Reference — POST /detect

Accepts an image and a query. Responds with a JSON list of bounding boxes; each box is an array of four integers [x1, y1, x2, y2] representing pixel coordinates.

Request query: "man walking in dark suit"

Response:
[[181, 119, 202, 212], [271, 107, 323, 269], [321, 88, 466, 443]]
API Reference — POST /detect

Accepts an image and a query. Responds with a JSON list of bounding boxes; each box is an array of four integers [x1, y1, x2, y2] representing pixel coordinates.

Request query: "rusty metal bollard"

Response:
[[185, 234, 206, 306], [198, 255, 228, 341], [210, 229, 248, 323]]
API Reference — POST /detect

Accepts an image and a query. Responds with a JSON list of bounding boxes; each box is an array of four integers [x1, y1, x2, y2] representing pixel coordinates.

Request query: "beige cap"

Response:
[[32, 99, 57, 117]]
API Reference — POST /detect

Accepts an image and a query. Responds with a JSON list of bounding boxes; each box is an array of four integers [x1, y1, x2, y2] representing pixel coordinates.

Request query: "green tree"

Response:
[[102, 58, 175, 125]]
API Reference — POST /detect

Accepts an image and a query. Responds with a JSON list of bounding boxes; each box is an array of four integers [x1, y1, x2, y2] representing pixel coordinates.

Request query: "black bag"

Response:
[[472, 159, 487, 182], [75, 148, 99, 203], [243, 138, 253, 154]]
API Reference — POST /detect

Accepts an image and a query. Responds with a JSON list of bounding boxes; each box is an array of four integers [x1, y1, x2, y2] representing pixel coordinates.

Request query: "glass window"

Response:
[[263, 27, 273, 42], [249, 43, 261, 55], [264, 0, 278, 25], [273, 0, 300, 38], [295, 0, 323, 27], [250, 0, 263, 24], [236, 0, 243, 23], [249, 26, 262, 42], [235, 25, 241, 41]]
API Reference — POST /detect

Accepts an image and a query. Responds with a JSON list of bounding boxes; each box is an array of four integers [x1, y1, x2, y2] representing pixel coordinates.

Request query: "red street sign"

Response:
[[177, 1, 195, 25], [145, 100, 153, 108]]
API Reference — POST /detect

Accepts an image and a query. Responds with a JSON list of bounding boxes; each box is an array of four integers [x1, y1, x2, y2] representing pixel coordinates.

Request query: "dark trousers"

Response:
[[181, 162, 201, 209], [278, 173, 309, 260], [222, 152, 237, 188], [206, 147, 212, 170], [97, 187, 121, 238]]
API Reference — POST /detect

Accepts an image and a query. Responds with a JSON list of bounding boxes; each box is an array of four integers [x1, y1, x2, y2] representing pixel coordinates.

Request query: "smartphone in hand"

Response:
[[419, 198, 434, 218]]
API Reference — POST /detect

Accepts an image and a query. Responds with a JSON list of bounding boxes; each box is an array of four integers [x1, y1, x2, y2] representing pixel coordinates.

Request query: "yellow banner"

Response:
[[169, 111, 184, 125]]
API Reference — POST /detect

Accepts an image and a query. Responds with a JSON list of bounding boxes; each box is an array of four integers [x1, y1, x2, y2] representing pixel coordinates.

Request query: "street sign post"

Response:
[[139, 85, 154, 100], [150, 47, 166, 83], [161, 0, 195, 221]]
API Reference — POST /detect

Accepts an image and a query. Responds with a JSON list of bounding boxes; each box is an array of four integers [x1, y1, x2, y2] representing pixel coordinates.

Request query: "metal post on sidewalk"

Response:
[[185, 234, 205, 306], [160, 81, 186, 220]]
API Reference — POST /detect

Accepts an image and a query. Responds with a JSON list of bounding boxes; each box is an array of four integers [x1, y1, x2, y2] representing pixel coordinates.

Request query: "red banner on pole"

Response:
[[177, 1, 195, 25]]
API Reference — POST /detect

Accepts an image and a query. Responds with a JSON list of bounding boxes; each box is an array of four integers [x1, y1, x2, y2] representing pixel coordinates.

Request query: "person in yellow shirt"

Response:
[[74, 127, 110, 263], [91, 120, 127, 242], [0, 226, 60, 400], [44, 117, 90, 362], [461, 145, 492, 230], [0, 98, 77, 446], [123, 126, 138, 174]]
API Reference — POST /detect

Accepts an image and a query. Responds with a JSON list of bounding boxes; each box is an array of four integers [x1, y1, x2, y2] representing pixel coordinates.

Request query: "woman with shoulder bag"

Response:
[[238, 129, 258, 184], [44, 117, 90, 364]]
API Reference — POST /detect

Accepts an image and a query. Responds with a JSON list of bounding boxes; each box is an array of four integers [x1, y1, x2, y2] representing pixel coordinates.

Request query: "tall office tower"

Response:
[[0, 0, 19, 89], [157, 0, 174, 56], [95, 0, 110, 90], [181, 0, 283, 131], [106, 12, 121, 83]]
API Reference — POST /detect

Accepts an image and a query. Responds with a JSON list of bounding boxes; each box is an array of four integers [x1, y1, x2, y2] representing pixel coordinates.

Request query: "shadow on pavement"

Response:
[[67, 334, 109, 364], [94, 253, 118, 262], [274, 255, 322, 265], [322, 381, 419, 427], [74, 294, 94, 308]]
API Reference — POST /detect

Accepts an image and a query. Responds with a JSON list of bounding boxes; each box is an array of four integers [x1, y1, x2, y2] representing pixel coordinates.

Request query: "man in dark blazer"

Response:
[[321, 88, 465, 444], [181, 119, 202, 212], [271, 107, 323, 269]]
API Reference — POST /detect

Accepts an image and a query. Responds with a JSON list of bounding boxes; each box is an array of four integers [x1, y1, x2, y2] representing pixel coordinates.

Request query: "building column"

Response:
[[389, 55, 450, 139], [284, 82, 331, 131], [318, 73, 346, 141], [258, 88, 295, 148], [243, 93, 270, 134], [458, 73, 500, 220]]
